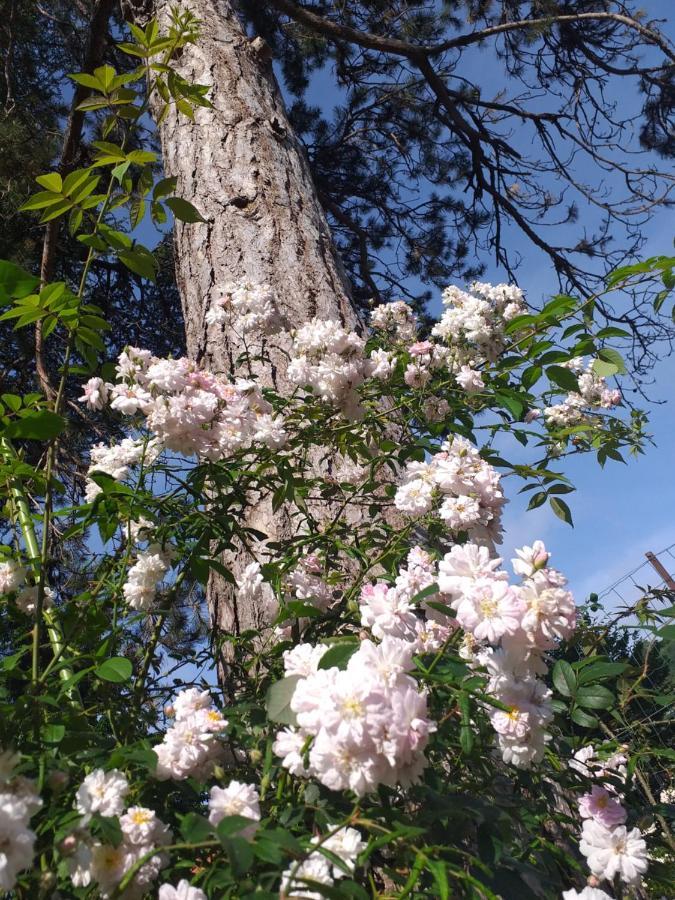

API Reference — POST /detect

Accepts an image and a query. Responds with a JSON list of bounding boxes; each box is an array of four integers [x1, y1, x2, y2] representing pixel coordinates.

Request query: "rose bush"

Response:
[[0, 13, 672, 900]]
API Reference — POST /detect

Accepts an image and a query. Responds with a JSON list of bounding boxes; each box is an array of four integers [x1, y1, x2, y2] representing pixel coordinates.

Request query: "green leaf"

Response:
[[540, 294, 579, 318], [571, 707, 598, 728], [94, 65, 117, 92], [39, 199, 74, 222], [657, 624, 675, 641], [0, 260, 39, 300], [68, 208, 84, 236], [1, 393, 21, 411], [593, 348, 625, 377], [521, 365, 542, 391], [129, 198, 146, 229], [35, 172, 63, 192], [409, 582, 440, 605], [180, 813, 213, 843], [216, 815, 257, 842], [458, 692, 474, 755], [40, 282, 66, 306], [117, 42, 148, 59], [577, 661, 627, 684], [494, 391, 525, 420], [19, 191, 65, 211], [112, 161, 131, 182], [550, 497, 573, 526], [153, 176, 178, 199], [165, 196, 207, 223], [276, 601, 323, 622], [547, 484, 576, 495], [118, 248, 156, 281], [265, 675, 300, 726], [41, 723, 66, 744], [90, 814, 123, 847], [5, 410, 66, 441], [527, 491, 546, 511], [95, 656, 133, 683], [221, 834, 254, 877], [318, 641, 359, 670], [91, 140, 126, 159], [427, 859, 449, 900], [126, 150, 157, 165], [552, 659, 576, 698], [69, 72, 102, 90], [151, 201, 168, 226], [595, 327, 631, 339], [546, 365, 579, 392], [63, 168, 93, 197], [576, 685, 615, 710]]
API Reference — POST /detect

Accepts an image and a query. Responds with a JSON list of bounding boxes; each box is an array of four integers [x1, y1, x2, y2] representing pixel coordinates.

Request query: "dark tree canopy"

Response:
[[1, 0, 674, 398], [0, 0, 184, 498], [244, 0, 675, 373]]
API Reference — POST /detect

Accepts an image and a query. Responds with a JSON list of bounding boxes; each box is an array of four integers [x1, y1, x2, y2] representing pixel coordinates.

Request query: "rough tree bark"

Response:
[[126, 0, 362, 662]]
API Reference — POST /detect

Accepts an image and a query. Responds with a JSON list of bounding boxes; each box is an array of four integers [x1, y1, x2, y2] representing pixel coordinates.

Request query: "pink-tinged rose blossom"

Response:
[[578, 785, 627, 828], [456, 365, 484, 393], [579, 821, 647, 885]]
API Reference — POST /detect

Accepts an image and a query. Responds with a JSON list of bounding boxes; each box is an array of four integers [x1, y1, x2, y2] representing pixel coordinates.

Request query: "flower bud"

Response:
[[249, 749, 263, 765], [532, 550, 550, 571], [39, 871, 56, 891], [58, 834, 78, 856], [48, 770, 69, 793]]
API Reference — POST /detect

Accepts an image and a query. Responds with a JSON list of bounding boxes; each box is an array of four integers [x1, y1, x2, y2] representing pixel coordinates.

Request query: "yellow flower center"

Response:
[[479, 593, 497, 617], [342, 697, 364, 718], [130, 810, 153, 825]]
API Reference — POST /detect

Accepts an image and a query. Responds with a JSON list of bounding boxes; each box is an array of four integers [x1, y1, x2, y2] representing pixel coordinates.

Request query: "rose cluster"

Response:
[[370, 299, 419, 343], [287, 318, 374, 417], [154, 688, 228, 781], [439, 540, 576, 767], [432, 281, 526, 366], [208, 780, 261, 839], [122, 519, 172, 613], [274, 637, 436, 795], [394, 436, 505, 546], [70, 768, 172, 898], [0, 750, 41, 891], [567, 745, 648, 891], [80, 347, 286, 463], [204, 280, 281, 334], [358, 546, 455, 651], [0, 558, 55, 615], [285, 553, 333, 613], [544, 357, 622, 427], [83, 436, 162, 503], [280, 825, 366, 898]]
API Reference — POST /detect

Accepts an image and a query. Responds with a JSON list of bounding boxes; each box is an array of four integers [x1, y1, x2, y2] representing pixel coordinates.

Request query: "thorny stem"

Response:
[[599, 720, 675, 852], [0, 438, 75, 696], [21, 30, 188, 718]]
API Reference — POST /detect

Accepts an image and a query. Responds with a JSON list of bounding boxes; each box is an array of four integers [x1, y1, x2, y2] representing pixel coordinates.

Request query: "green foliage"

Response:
[[0, 10, 671, 900]]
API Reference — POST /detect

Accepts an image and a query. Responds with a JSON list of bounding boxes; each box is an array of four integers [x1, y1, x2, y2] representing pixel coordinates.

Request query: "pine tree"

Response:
[[119, 0, 675, 664]]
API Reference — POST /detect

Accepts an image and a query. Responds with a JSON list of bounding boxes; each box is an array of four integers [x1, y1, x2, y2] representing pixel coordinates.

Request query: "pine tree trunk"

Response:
[[128, 0, 361, 666]]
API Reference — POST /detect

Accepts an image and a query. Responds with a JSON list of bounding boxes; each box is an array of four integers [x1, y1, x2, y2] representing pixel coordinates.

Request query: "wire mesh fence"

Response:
[[569, 543, 675, 804]]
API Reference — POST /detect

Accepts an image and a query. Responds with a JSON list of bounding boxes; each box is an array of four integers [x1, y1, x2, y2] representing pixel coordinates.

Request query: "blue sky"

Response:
[[144, 5, 675, 609], [436, 6, 675, 605], [132, 4, 674, 688], [290, 3, 675, 607]]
